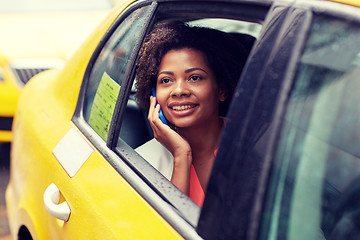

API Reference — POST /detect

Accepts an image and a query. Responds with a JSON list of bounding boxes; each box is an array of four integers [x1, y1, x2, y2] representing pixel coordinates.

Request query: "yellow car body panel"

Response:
[[0, 55, 21, 142], [327, 0, 360, 7], [6, 0, 183, 239]]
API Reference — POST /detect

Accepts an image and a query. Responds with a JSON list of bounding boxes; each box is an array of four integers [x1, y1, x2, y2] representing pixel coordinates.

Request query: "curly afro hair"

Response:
[[135, 21, 249, 116]]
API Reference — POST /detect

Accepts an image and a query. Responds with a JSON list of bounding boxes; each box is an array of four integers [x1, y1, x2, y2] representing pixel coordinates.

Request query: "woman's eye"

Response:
[[160, 78, 171, 84], [190, 75, 202, 81]]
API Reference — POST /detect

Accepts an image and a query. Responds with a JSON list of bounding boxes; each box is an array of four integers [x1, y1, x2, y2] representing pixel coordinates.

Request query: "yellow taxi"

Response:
[[0, 0, 113, 142], [6, 0, 360, 239]]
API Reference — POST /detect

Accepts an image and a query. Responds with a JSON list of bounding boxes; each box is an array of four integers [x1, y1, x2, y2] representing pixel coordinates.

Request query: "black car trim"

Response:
[[0, 117, 13, 131]]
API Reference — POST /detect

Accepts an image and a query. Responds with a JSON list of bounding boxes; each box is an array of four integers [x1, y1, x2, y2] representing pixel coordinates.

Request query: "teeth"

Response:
[[172, 105, 194, 111]]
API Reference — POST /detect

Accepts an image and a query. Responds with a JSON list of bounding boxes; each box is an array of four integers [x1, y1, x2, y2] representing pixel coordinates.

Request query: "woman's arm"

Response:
[[148, 96, 192, 194], [171, 146, 192, 195]]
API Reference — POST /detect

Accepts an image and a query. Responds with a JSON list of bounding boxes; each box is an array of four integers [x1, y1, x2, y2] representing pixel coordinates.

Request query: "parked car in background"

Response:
[[6, 0, 360, 239], [0, 0, 113, 142]]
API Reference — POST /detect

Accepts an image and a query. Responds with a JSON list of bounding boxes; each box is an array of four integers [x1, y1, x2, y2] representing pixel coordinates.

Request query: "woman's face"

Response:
[[156, 48, 225, 128]]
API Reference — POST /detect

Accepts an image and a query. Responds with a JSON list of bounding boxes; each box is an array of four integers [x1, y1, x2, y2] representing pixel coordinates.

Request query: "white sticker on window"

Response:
[[53, 128, 94, 178]]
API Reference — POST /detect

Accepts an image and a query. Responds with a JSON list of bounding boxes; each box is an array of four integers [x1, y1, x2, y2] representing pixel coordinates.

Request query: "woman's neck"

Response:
[[176, 116, 224, 191], [176, 116, 223, 161]]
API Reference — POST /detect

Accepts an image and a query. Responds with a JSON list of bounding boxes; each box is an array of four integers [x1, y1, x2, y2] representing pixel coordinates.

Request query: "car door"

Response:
[[255, 4, 360, 240], [196, 3, 310, 239], [198, 1, 360, 240], [69, 0, 279, 239]]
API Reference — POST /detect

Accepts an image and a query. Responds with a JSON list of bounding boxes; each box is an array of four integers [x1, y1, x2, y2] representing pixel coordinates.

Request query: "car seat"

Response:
[[119, 97, 153, 148]]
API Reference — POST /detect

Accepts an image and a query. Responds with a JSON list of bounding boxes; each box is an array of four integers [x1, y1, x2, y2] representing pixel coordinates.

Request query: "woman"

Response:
[[136, 21, 248, 206]]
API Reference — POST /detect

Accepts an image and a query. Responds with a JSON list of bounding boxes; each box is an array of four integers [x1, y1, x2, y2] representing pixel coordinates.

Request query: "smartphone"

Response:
[[152, 87, 168, 125]]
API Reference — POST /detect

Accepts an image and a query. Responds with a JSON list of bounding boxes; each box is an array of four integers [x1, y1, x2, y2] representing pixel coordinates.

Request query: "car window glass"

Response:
[[109, 2, 270, 231], [115, 17, 262, 212], [117, 17, 261, 150], [259, 15, 360, 240], [83, 6, 150, 142]]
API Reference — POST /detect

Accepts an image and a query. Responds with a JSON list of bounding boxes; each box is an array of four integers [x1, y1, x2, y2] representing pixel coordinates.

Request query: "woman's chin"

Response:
[[168, 120, 193, 129]]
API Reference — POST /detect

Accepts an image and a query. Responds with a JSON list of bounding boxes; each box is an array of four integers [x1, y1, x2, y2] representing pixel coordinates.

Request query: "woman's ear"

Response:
[[219, 87, 227, 102]]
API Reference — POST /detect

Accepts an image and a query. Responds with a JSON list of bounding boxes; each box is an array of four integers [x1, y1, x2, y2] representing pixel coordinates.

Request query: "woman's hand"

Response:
[[148, 96, 189, 155], [148, 96, 192, 194]]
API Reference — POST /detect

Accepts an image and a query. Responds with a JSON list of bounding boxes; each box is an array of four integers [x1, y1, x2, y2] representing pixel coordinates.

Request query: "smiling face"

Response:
[[156, 48, 225, 128]]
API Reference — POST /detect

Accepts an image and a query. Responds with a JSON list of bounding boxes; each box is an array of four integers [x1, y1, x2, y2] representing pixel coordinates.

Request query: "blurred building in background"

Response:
[[0, 0, 114, 143]]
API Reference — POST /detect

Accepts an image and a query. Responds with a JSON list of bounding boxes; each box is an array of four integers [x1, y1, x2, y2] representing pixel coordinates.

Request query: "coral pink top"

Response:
[[189, 164, 205, 207], [189, 149, 219, 207]]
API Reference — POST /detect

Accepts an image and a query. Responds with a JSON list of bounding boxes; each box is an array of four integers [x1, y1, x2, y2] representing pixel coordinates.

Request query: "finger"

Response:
[[148, 96, 156, 121], [149, 97, 162, 126], [151, 106, 165, 139], [148, 96, 165, 137], [152, 104, 161, 126]]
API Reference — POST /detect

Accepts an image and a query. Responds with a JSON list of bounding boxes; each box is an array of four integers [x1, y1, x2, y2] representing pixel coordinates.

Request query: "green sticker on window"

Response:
[[88, 72, 120, 141]]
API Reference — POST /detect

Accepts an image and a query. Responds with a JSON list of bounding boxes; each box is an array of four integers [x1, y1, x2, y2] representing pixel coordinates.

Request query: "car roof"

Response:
[[151, 0, 360, 13], [321, 0, 360, 7]]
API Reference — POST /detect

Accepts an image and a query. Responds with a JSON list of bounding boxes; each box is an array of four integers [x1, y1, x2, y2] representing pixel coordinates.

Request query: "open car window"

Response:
[[111, 1, 269, 226], [76, 0, 271, 235], [118, 17, 262, 149], [116, 17, 262, 150]]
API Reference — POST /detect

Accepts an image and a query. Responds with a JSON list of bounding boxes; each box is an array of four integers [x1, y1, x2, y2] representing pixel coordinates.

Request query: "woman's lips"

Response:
[[171, 105, 197, 111], [168, 103, 199, 117]]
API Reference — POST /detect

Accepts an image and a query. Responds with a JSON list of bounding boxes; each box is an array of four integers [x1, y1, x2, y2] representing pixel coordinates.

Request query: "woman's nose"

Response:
[[171, 80, 190, 97]]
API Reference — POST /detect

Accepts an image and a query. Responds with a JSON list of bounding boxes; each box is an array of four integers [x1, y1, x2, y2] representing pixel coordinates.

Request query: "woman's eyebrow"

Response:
[[185, 67, 208, 74], [158, 71, 174, 76], [158, 68, 207, 76]]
